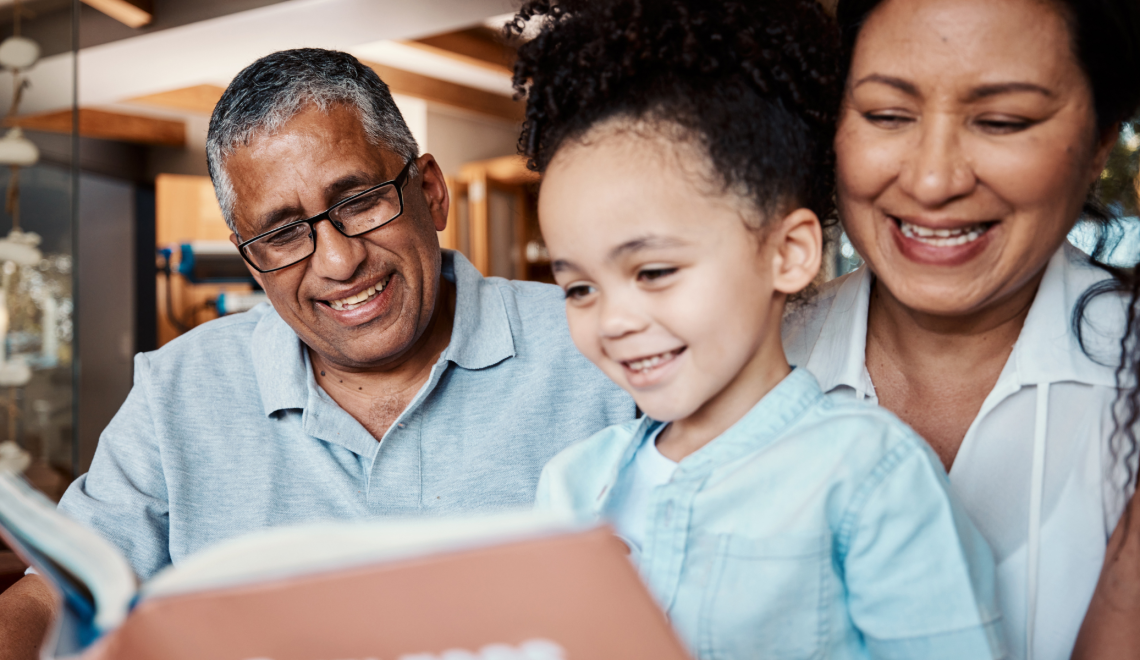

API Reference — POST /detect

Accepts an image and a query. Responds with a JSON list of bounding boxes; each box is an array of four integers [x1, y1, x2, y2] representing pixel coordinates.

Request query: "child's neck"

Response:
[[655, 332, 792, 463]]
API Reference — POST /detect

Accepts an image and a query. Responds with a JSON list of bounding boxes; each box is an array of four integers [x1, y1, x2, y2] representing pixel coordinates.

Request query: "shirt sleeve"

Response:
[[841, 437, 1008, 660], [57, 353, 171, 580]]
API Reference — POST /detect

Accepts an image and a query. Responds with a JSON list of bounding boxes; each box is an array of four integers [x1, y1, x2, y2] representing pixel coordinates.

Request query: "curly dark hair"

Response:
[[509, 0, 841, 224]]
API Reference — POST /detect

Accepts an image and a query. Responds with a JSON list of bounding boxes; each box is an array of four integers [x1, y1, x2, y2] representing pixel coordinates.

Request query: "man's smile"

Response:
[[323, 273, 394, 311]]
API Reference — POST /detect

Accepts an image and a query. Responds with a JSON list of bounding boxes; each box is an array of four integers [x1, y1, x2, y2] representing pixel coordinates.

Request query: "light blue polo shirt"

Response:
[[58, 250, 633, 580], [537, 368, 1006, 660]]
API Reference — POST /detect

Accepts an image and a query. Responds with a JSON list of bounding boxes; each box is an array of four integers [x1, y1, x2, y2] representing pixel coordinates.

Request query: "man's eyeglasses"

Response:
[[237, 159, 415, 273]]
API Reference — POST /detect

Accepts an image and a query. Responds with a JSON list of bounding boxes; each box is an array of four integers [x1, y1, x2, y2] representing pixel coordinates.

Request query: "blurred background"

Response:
[[0, 0, 1135, 587]]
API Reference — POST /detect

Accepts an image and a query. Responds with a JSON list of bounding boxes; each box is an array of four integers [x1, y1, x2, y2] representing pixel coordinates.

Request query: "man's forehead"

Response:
[[225, 105, 398, 232]]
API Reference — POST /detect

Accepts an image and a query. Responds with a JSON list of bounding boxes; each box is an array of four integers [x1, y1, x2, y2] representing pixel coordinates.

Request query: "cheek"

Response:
[[565, 305, 603, 363]]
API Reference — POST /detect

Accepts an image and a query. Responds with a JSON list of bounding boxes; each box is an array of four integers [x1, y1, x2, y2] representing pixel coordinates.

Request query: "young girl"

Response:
[[511, 1, 1005, 658]]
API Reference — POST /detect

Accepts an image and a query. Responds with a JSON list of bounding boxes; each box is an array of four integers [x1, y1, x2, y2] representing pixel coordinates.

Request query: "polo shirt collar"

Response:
[[801, 241, 1121, 394], [439, 250, 517, 370], [252, 249, 516, 417]]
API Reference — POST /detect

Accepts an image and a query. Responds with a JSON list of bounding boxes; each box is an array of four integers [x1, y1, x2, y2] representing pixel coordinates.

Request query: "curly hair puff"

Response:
[[508, 0, 842, 225]]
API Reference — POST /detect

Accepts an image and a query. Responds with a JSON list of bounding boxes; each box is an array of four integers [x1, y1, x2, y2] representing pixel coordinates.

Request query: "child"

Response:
[[511, 1, 1006, 658]]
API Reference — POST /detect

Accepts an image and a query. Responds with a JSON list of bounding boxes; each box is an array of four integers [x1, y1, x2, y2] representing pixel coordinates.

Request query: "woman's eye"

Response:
[[862, 112, 913, 129], [564, 284, 596, 301], [975, 117, 1032, 134], [638, 267, 677, 283]]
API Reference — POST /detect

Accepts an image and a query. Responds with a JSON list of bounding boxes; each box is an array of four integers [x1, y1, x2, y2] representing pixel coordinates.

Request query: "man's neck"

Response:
[[310, 278, 457, 439]]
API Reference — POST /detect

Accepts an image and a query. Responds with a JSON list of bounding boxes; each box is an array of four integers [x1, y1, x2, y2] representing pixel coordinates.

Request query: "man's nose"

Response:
[[897, 115, 977, 207], [598, 288, 649, 339], [307, 219, 367, 281]]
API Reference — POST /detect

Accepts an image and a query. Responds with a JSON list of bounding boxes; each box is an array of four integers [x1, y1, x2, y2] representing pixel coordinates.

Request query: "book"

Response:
[[0, 467, 691, 660]]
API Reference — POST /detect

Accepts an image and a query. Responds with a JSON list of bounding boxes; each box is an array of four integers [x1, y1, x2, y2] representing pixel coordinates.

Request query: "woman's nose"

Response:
[[898, 115, 977, 207], [308, 219, 367, 281]]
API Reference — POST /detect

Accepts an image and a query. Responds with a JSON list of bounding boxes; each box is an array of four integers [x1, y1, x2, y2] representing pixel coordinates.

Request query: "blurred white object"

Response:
[[0, 440, 30, 474], [0, 228, 42, 266], [0, 128, 38, 167], [0, 36, 39, 70]]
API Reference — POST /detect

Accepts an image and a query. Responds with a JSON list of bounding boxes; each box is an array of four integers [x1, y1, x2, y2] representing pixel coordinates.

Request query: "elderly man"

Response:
[[0, 49, 631, 657]]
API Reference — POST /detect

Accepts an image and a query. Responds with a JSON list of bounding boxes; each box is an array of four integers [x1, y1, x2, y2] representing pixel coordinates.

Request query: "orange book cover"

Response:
[[79, 527, 690, 660], [0, 470, 689, 660]]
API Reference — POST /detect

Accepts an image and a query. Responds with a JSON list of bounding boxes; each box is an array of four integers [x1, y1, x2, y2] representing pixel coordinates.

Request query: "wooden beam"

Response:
[[127, 84, 226, 115], [362, 60, 523, 123], [406, 27, 516, 75], [8, 108, 185, 147], [81, 0, 152, 28]]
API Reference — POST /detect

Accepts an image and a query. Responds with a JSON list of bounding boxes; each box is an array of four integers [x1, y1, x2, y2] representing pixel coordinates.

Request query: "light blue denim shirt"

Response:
[[58, 250, 633, 580], [537, 368, 1006, 660]]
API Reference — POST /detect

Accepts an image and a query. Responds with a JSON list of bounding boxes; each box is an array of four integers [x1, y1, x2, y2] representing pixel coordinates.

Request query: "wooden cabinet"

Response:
[[446, 155, 550, 283]]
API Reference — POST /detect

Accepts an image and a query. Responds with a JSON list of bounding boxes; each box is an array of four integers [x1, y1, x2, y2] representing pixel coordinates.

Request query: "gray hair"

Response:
[[206, 48, 420, 235]]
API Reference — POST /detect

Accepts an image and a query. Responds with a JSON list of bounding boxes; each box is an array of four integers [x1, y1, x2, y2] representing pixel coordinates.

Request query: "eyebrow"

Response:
[[852, 74, 919, 97], [550, 235, 688, 275], [964, 82, 1055, 102], [853, 74, 1054, 102], [250, 172, 376, 235], [609, 235, 687, 260]]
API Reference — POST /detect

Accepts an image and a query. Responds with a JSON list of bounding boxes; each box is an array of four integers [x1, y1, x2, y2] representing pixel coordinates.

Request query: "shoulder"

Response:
[[797, 395, 937, 479], [540, 419, 645, 502], [134, 304, 273, 383]]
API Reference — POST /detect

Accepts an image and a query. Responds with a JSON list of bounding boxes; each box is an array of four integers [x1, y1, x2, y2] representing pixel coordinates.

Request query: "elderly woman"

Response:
[[784, 0, 1140, 658]]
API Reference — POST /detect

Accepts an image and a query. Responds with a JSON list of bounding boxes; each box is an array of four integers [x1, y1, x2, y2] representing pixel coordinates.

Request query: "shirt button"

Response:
[[397, 422, 406, 429]]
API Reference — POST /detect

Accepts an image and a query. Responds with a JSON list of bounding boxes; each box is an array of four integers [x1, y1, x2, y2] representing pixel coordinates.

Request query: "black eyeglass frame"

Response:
[[237, 159, 415, 273]]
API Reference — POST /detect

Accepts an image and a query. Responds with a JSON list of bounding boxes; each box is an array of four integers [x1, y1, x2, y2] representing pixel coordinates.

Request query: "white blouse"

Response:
[[783, 243, 1131, 660]]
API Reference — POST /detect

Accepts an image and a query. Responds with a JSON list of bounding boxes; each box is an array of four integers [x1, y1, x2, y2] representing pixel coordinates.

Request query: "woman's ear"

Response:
[[769, 207, 822, 295]]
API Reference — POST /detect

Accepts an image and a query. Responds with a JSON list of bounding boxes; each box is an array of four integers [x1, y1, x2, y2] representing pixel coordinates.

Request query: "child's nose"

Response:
[[598, 292, 649, 339]]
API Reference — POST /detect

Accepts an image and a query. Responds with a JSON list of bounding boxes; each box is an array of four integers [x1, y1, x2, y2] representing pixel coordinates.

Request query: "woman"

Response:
[[783, 0, 1140, 658]]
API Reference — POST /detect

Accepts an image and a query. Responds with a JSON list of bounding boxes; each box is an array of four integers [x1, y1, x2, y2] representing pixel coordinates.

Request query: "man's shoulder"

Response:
[[138, 303, 275, 378]]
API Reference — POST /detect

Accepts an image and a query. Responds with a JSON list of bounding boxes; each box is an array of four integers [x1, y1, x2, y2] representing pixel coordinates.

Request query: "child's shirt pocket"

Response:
[[697, 532, 831, 660]]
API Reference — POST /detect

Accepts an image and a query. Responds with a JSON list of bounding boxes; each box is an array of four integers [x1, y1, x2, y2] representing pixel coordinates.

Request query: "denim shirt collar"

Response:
[[595, 368, 825, 514], [252, 249, 517, 417]]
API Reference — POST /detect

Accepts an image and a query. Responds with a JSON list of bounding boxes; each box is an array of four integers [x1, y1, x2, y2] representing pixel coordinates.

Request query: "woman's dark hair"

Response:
[[509, 0, 841, 224], [839, 0, 1140, 503]]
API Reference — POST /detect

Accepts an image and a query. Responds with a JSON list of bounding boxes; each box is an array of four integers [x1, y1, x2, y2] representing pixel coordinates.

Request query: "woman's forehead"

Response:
[[852, 0, 1078, 87]]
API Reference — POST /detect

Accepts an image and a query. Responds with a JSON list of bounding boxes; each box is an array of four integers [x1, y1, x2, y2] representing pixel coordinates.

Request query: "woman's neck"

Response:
[[864, 270, 1044, 469]]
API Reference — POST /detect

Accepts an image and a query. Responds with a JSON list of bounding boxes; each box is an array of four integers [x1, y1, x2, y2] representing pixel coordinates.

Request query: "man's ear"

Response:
[[230, 232, 266, 290], [415, 154, 450, 233], [769, 207, 822, 295]]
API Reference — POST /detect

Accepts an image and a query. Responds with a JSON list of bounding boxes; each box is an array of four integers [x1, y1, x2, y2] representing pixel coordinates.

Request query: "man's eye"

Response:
[[266, 224, 309, 247], [564, 284, 596, 301], [638, 267, 677, 282]]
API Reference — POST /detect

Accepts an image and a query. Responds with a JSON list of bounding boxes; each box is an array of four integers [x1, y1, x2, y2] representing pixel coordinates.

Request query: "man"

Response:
[[0, 49, 631, 658]]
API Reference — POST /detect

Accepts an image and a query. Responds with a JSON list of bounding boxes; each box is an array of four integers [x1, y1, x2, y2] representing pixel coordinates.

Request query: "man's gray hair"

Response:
[[206, 48, 420, 235]]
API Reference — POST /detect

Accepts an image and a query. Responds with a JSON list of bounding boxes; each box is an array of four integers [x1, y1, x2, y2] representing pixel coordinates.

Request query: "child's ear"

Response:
[[769, 207, 821, 295]]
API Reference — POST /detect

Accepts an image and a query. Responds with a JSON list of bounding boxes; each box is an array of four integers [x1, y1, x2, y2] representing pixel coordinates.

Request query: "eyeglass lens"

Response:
[[244, 183, 403, 271]]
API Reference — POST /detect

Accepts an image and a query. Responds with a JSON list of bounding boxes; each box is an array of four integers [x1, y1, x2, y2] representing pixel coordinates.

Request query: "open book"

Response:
[[0, 469, 690, 660]]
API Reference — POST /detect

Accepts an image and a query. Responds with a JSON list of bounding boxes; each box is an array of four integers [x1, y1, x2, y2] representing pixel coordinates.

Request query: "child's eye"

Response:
[[638, 267, 677, 283], [564, 283, 596, 301]]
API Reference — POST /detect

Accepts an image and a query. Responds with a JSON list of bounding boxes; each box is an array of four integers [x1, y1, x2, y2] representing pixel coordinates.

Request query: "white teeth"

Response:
[[626, 350, 678, 373], [329, 276, 391, 311], [899, 220, 989, 247]]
